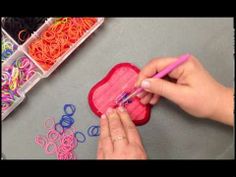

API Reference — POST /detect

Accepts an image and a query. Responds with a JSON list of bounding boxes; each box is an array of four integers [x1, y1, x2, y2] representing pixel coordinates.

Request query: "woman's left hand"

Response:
[[97, 106, 147, 159]]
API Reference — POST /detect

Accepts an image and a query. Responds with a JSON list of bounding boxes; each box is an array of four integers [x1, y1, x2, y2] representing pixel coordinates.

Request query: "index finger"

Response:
[[116, 106, 143, 146]]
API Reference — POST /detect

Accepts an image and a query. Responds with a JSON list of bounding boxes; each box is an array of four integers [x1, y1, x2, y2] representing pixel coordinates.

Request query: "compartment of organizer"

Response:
[[1, 50, 41, 115], [2, 30, 18, 63], [1, 17, 47, 45], [1, 17, 104, 120], [25, 17, 101, 75]]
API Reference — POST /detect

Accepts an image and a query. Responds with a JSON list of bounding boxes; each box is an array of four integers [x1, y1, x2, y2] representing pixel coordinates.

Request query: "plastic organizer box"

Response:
[[1, 17, 104, 120]]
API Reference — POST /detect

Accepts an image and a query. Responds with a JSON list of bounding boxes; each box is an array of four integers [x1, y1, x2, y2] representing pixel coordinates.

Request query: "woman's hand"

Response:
[[136, 55, 233, 126], [97, 106, 147, 159]]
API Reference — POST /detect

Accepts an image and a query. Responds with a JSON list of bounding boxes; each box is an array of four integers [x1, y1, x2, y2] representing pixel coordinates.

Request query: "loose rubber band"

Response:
[[87, 125, 100, 137], [64, 104, 76, 116], [74, 131, 86, 143], [45, 141, 57, 155]]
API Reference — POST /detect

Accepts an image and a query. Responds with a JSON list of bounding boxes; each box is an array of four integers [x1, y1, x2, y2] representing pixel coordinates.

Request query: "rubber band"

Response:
[[61, 127, 76, 137], [35, 135, 47, 148], [87, 125, 100, 137], [44, 117, 55, 130], [63, 104, 76, 116], [59, 114, 74, 129], [47, 129, 60, 142], [74, 131, 86, 143], [1, 33, 17, 63], [18, 29, 30, 42], [54, 123, 64, 135], [115, 91, 133, 106], [45, 141, 57, 155]]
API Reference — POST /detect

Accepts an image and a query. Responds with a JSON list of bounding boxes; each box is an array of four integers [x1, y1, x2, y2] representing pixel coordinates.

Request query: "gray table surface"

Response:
[[2, 18, 234, 159]]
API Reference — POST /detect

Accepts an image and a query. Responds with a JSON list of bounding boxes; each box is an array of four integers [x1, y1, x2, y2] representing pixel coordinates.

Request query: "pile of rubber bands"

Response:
[[35, 104, 100, 160], [1, 33, 18, 63], [2, 17, 47, 44], [28, 17, 97, 71], [2, 56, 37, 112]]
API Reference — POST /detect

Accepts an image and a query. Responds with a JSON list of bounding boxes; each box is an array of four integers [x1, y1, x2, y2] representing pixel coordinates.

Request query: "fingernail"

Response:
[[141, 80, 150, 89], [101, 114, 106, 119], [106, 108, 113, 115], [118, 106, 126, 112]]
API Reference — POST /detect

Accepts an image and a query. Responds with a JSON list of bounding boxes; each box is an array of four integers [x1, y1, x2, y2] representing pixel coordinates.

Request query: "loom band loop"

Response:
[[47, 129, 60, 142], [2, 40, 13, 47], [74, 131, 86, 143], [13, 89, 21, 97], [9, 80, 18, 91], [2, 94, 15, 102], [57, 151, 73, 160], [82, 20, 94, 29], [18, 29, 31, 43], [68, 25, 80, 35], [2, 44, 13, 52], [49, 49, 61, 59], [44, 141, 57, 155], [53, 18, 67, 26], [61, 18, 69, 23], [59, 116, 74, 129], [3, 66, 14, 73], [50, 23, 64, 33], [63, 152, 74, 160], [64, 104, 76, 116], [2, 49, 13, 59], [61, 127, 76, 138], [35, 135, 48, 148], [42, 30, 55, 41], [1, 99, 13, 107], [2, 72, 11, 83], [60, 117, 74, 127], [61, 135, 75, 147], [44, 117, 56, 130], [60, 145, 73, 153], [70, 18, 80, 25], [2, 49, 12, 57], [54, 123, 64, 135], [45, 59, 55, 66], [87, 125, 100, 137], [2, 98, 15, 105], [3, 41, 14, 48], [22, 61, 36, 72], [9, 73, 19, 85], [2, 103, 10, 111], [15, 57, 31, 69], [11, 67, 19, 79], [25, 70, 36, 81], [71, 137, 78, 149]]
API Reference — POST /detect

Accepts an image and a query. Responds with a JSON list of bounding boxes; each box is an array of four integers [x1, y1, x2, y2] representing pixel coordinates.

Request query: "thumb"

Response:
[[140, 78, 187, 104]]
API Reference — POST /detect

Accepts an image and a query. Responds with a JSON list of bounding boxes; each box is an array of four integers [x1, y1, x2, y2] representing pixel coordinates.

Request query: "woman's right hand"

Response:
[[135, 55, 233, 126]]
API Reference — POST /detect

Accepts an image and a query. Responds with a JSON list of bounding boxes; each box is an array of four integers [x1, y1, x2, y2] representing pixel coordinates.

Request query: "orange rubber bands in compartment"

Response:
[[28, 18, 98, 71]]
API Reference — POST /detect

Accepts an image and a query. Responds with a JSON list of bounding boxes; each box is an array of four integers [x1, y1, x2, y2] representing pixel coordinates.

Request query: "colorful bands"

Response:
[[2, 56, 37, 113], [28, 17, 97, 71]]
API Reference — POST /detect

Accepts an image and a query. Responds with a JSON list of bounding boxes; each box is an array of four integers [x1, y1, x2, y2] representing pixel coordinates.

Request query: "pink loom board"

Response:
[[88, 63, 151, 125]]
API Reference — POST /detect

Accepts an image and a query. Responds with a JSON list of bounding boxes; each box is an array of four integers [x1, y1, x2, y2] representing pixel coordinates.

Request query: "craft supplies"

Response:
[[1, 17, 104, 120]]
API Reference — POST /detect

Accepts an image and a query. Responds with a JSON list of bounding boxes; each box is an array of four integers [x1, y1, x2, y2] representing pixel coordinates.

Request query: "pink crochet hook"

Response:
[[118, 54, 191, 106]]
